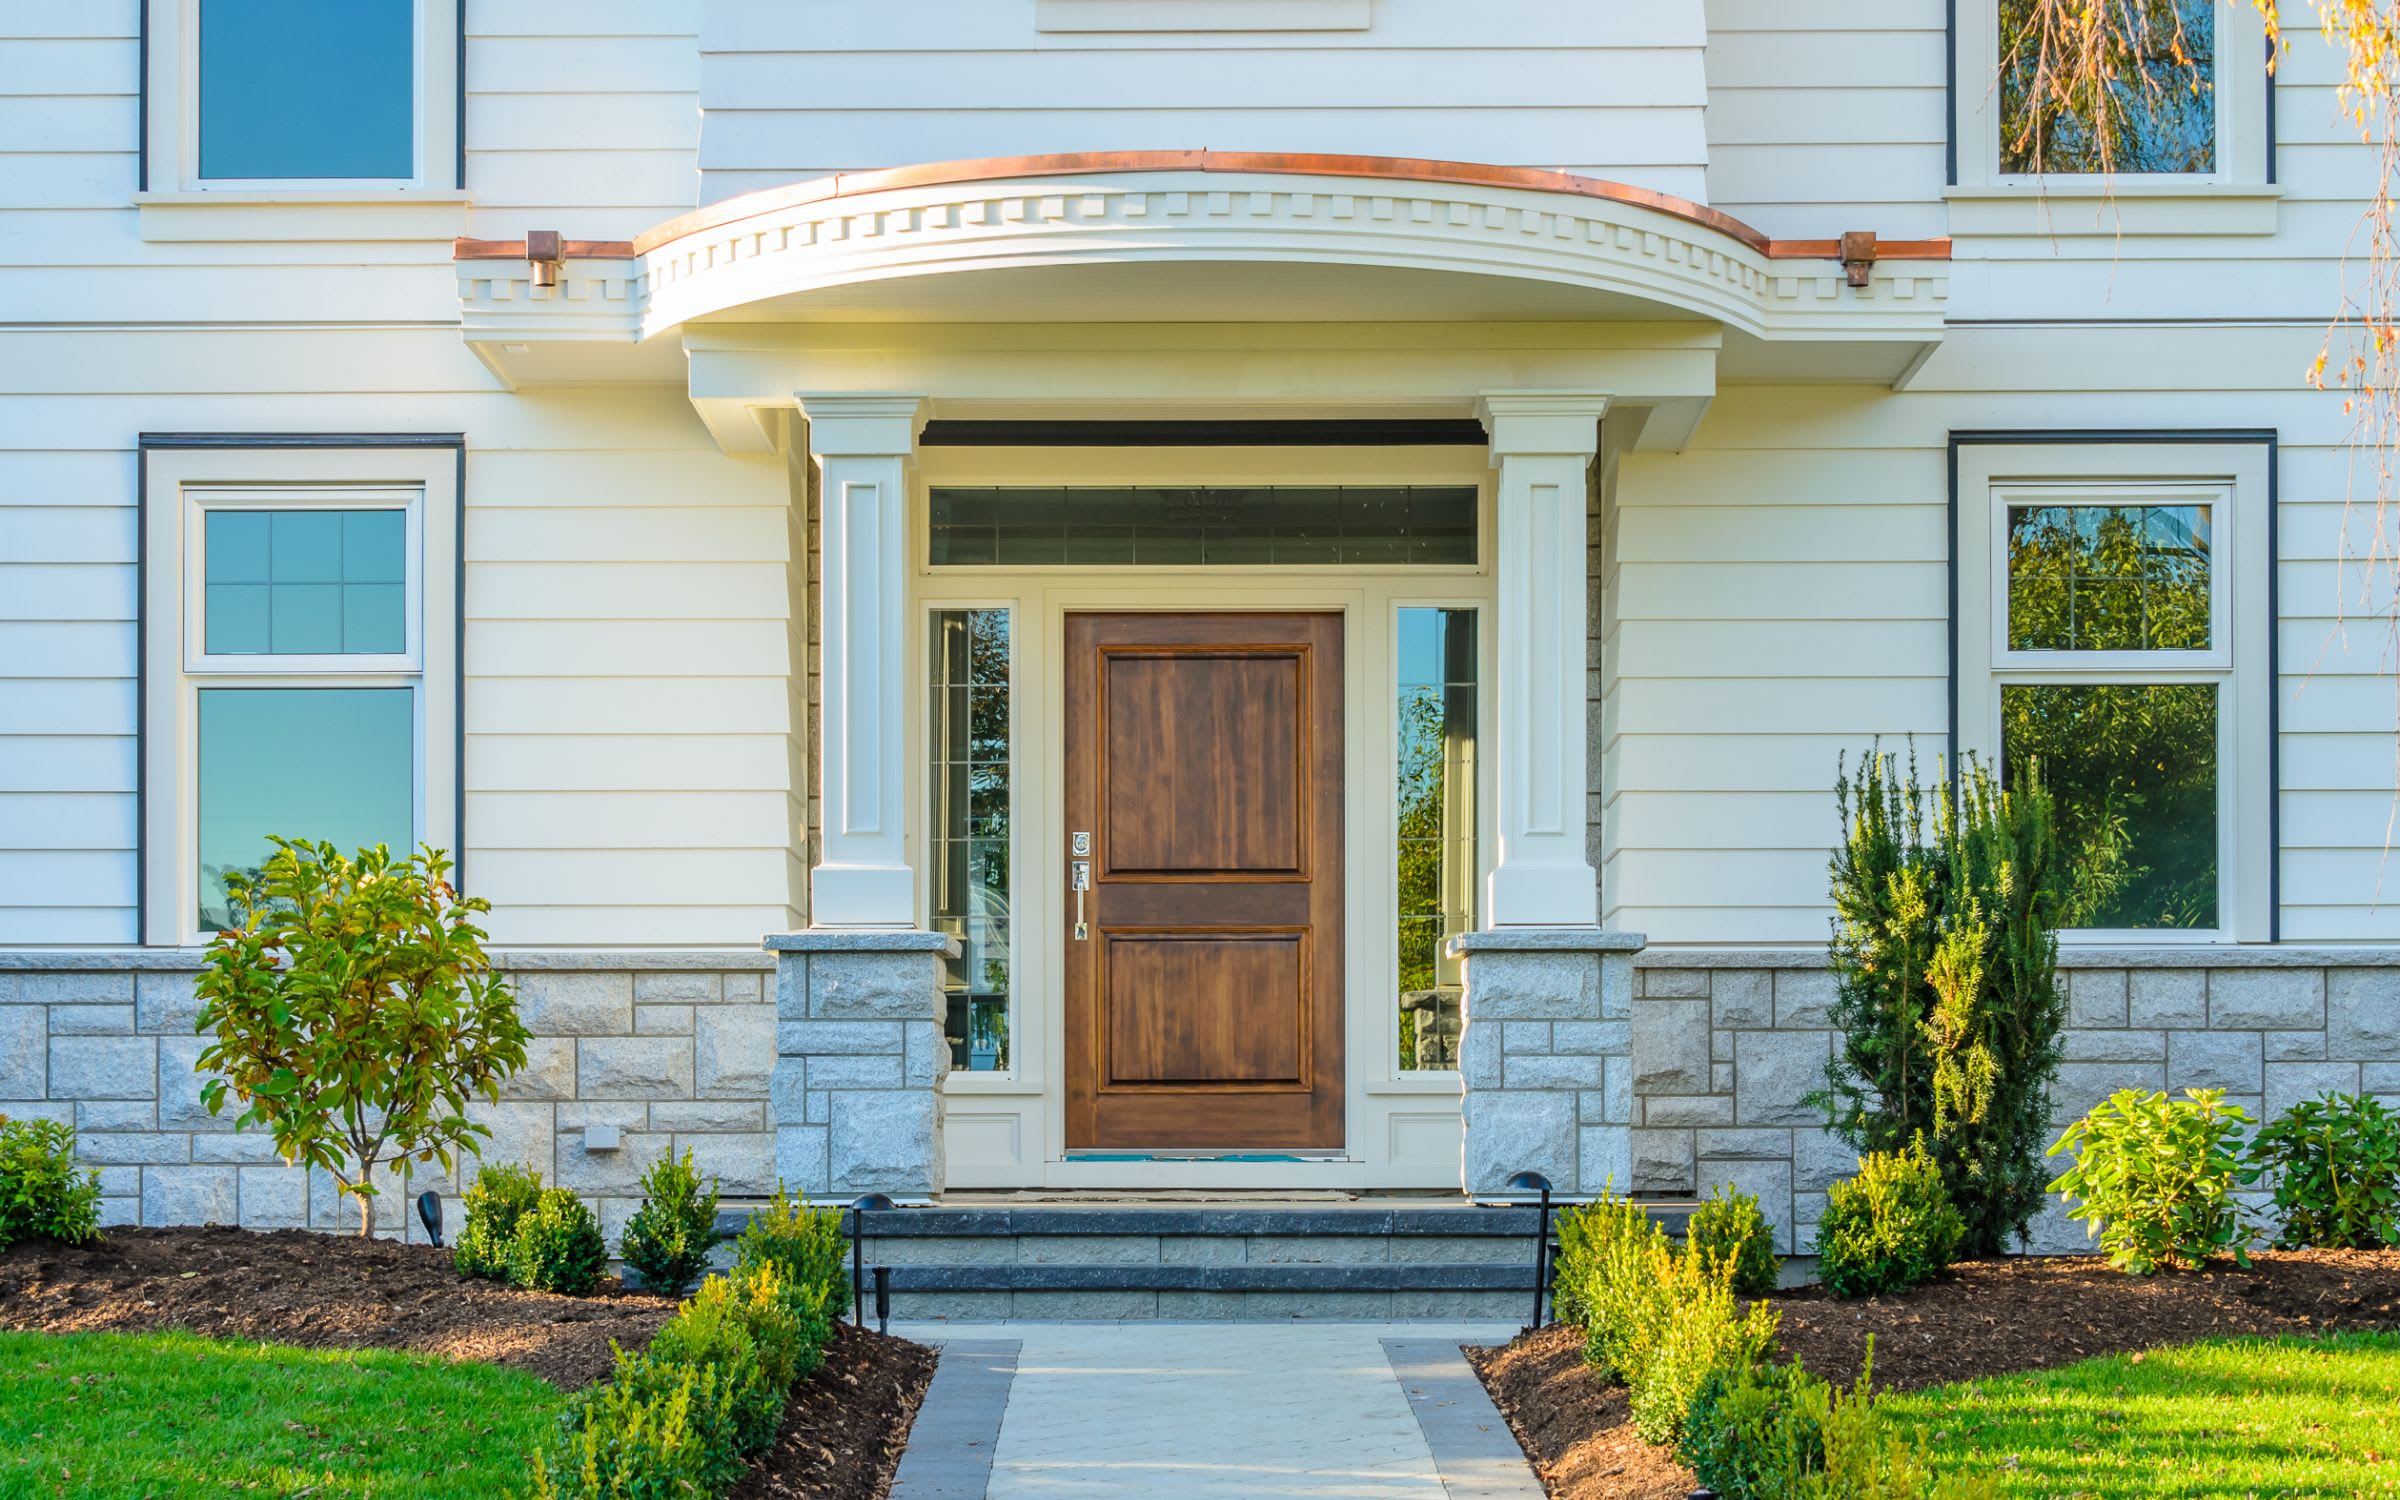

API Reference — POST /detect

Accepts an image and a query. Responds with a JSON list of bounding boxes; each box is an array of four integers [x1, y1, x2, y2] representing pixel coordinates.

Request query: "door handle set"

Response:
[[1070, 830, 1092, 941]]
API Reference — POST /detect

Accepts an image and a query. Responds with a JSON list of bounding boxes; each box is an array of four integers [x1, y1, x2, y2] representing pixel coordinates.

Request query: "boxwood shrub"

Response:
[[509, 1189, 610, 1296], [454, 1162, 545, 1281], [620, 1149, 721, 1297], [0, 1117, 103, 1249], [1686, 1181, 1780, 1297], [1816, 1137, 1964, 1298]]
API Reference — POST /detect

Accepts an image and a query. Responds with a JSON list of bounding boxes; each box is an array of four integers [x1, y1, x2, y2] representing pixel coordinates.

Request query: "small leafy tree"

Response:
[[1816, 746, 2069, 1257], [195, 839, 529, 1237]]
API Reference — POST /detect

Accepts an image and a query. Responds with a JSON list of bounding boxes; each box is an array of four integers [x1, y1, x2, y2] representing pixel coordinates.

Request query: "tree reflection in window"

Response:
[[929, 609, 1010, 1070], [1397, 609, 1477, 1070], [2008, 503, 2210, 651], [1999, 0, 2216, 174]]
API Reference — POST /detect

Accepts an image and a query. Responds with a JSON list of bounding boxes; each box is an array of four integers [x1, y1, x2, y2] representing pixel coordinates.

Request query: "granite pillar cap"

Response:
[[763, 929, 960, 956], [1447, 928, 1647, 956]]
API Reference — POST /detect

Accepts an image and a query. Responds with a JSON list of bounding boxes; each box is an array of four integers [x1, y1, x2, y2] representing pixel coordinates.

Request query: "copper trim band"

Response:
[[450, 151, 1950, 265]]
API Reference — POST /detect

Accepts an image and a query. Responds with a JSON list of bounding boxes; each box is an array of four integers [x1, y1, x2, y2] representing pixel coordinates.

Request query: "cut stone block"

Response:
[[1710, 970, 1773, 1029], [1773, 969, 1838, 1028], [578, 1037, 695, 1100], [2128, 970, 2206, 1029], [0, 1007, 43, 1098], [828, 1089, 940, 1195], [143, 1165, 237, 1228], [1631, 999, 1709, 1094], [47, 1036, 156, 1100], [136, 972, 205, 1035], [2068, 970, 2128, 1028], [2209, 969, 2324, 1031], [695, 1005, 775, 1097], [1733, 1030, 1829, 1125], [2330, 969, 2400, 1061], [515, 973, 634, 1035], [2168, 1030, 2264, 1094], [1464, 1089, 1575, 1197]]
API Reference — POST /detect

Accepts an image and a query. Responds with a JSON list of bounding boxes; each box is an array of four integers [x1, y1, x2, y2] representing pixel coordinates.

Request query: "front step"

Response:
[[711, 1200, 1699, 1321]]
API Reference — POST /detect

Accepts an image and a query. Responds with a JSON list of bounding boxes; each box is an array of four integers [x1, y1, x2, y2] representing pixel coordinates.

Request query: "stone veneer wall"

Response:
[[1628, 950, 2400, 1254], [0, 952, 777, 1246]]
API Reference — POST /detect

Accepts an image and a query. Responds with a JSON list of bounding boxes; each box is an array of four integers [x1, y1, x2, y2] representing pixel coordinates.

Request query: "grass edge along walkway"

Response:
[[1885, 1331, 2400, 1498], [0, 1327, 569, 1500]]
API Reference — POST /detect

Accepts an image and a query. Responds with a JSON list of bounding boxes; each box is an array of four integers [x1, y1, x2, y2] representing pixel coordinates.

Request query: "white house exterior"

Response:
[[3, 0, 2397, 1255]]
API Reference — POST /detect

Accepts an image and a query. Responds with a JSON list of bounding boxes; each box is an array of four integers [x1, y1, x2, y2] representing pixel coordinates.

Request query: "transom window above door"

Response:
[[926, 486, 1478, 567]]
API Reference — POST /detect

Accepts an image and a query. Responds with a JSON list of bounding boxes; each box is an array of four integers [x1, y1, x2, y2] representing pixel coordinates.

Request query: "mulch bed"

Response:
[[1, 1225, 938, 1499], [727, 1321, 938, 1500], [1471, 1249, 2400, 1500]]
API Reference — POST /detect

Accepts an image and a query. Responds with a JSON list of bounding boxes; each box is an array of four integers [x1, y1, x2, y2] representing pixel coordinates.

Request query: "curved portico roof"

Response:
[[454, 151, 1949, 371]]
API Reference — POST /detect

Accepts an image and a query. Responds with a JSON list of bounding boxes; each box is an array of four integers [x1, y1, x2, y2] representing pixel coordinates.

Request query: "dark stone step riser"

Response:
[[859, 1262, 1542, 1293]]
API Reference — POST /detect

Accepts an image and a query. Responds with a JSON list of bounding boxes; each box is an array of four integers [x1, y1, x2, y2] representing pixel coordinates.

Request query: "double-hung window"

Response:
[[143, 444, 459, 944], [1956, 439, 2273, 941], [143, 0, 461, 193]]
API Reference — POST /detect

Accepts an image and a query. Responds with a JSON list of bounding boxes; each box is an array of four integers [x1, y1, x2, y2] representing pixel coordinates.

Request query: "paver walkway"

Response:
[[889, 1321, 1541, 1500]]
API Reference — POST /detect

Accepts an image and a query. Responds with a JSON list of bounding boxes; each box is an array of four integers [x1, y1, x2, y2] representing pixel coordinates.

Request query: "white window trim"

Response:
[[1950, 0, 2279, 235], [1956, 441, 2272, 945], [143, 446, 459, 947], [142, 0, 460, 196]]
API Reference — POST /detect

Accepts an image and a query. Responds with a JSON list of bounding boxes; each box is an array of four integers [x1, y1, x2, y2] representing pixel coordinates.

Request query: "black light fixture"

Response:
[[1505, 1170, 1554, 1332], [416, 1189, 444, 1248], [848, 1193, 895, 1328]]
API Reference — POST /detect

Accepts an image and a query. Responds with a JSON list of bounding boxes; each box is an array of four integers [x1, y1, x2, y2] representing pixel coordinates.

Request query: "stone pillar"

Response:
[[767, 930, 957, 1202], [1452, 928, 1644, 1199], [798, 393, 929, 929], [1477, 390, 1608, 928]]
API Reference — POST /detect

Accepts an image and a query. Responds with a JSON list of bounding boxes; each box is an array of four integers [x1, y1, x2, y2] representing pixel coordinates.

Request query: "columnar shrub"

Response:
[[1819, 749, 2067, 1257], [2247, 1092, 2400, 1250], [530, 1181, 854, 1500], [1815, 1138, 1965, 1299], [194, 840, 530, 1237], [0, 1117, 103, 1249], [1551, 1191, 1652, 1327], [510, 1188, 610, 1295], [1687, 1182, 1780, 1298], [1571, 1191, 1780, 1447], [454, 1162, 544, 1281], [621, 1150, 722, 1296], [2048, 1087, 2254, 1272]]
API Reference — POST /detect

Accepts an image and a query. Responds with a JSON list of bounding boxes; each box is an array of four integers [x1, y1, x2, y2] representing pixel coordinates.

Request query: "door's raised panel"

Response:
[[1100, 650, 1305, 877], [1102, 930, 1306, 1087], [1064, 610, 1345, 1151]]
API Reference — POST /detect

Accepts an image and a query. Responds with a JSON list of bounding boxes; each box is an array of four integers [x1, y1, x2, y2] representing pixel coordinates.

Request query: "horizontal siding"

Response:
[[697, 0, 1711, 204], [1608, 332, 2398, 945], [1703, 0, 1947, 240]]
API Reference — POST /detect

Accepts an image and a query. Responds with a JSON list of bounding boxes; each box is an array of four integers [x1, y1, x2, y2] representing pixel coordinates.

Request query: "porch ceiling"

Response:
[[452, 150, 1949, 414]]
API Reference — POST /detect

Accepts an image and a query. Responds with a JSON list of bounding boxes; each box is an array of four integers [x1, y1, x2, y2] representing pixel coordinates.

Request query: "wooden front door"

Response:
[[1063, 612, 1345, 1151]]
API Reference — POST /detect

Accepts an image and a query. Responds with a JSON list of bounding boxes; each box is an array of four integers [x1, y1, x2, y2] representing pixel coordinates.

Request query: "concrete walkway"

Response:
[[888, 1321, 1542, 1500]]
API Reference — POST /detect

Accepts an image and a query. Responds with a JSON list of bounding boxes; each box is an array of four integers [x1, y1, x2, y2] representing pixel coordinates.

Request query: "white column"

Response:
[[800, 394, 929, 928], [1478, 391, 1607, 927]]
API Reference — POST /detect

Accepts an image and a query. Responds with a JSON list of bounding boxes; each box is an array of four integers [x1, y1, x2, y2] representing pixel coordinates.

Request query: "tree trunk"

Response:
[[354, 1159, 378, 1238]]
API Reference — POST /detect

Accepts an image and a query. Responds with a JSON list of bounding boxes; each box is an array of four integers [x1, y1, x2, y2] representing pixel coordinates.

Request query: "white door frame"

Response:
[[906, 445, 1498, 1189]]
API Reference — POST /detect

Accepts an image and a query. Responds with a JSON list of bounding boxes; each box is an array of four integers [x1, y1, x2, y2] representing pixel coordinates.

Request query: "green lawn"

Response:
[[1885, 1332, 2400, 1498], [0, 1329, 567, 1500]]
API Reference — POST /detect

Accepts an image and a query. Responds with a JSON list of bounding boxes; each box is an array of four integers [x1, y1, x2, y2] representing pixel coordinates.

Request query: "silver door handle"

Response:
[[1072, 858, 1091, 941]]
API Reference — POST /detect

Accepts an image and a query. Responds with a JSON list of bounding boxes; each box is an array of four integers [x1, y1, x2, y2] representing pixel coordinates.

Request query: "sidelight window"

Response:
[[1396, 607, 1478, 1071], [929, 608, 1012, 1071]]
